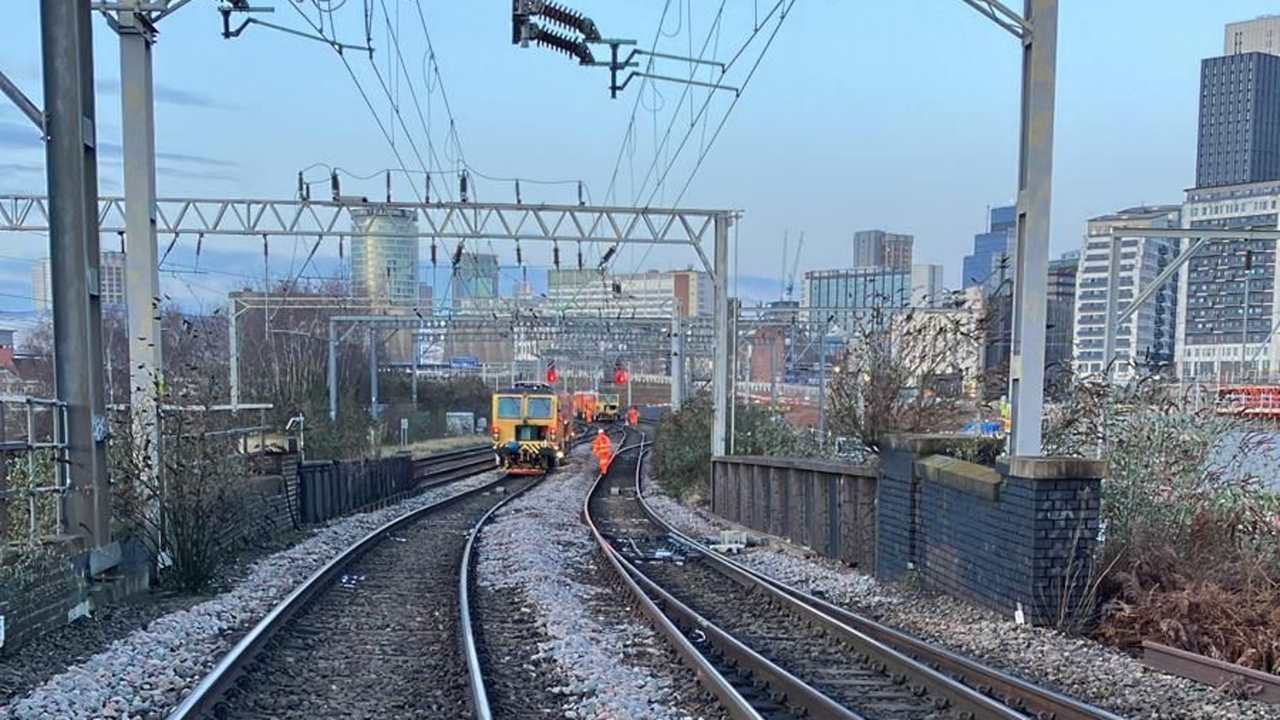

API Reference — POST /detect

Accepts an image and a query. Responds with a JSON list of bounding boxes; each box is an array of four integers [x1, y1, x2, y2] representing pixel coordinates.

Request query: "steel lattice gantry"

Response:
[[1, 194, 736, 453], [0, 195, 722, 268]]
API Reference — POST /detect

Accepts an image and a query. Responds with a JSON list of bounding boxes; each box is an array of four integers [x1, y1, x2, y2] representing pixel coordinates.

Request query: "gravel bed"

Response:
[[639, 469, 1280, 720], [476, 446, 724, 720], [0, 531, 306, 708], [0, 469, 507, 720]]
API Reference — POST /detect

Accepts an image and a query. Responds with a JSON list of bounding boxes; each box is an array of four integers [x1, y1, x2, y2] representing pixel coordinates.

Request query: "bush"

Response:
[[1044, 374, 1280, 667], [652, 394, 824, 501], [111, 381, 252, 592]]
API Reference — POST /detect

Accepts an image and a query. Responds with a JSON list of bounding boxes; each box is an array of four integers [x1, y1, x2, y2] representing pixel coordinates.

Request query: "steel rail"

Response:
[[612, 429, 1025, 720], [167, 472, 515, 720], [582, 439, 764, 720], [460, 475, 546, 720], [632, 458, 1125, 720]]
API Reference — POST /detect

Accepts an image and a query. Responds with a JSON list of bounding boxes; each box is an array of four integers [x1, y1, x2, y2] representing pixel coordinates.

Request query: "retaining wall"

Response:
[[707, 436, 1104, 626], [711, 456, 877, 571], [878, 435, 1104, 624]]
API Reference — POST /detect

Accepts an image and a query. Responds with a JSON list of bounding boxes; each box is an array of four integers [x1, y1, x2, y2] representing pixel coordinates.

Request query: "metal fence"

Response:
[[0, 396, 70, 549]]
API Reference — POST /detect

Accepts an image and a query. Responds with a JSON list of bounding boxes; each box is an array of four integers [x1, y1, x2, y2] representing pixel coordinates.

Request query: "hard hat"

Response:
[[597, 429, 605, 435]]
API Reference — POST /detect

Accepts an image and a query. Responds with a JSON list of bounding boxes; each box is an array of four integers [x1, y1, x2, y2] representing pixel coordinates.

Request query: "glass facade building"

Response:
[[803, 264, 942, 332], [350, 206, 420, 307], [962, 205, 1016, 288]]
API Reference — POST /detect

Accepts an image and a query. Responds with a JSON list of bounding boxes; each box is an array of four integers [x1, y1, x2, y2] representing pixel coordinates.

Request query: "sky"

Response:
[[0, 1, 1271, 314]]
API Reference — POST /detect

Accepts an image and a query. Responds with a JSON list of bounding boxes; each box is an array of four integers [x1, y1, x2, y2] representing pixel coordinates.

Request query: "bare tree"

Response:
[[826, 293, 983, 454]]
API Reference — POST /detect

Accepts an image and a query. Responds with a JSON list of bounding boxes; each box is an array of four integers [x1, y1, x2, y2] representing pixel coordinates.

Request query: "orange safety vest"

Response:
[[592, 434, 614, 473]]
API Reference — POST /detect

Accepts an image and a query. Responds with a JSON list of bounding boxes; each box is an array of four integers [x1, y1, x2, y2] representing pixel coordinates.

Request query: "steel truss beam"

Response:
[[0, 194, 723, 250]]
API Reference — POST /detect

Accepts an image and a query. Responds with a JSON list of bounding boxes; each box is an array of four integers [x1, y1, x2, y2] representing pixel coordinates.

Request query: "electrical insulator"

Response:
[[460, 171, 469, 203], [553, 242, 561, 269], [577, 180, 584, 206], [338, 238, 344, 259], [330, 170, 340, 201], [515, 179, 522, 204], [385, 170, 391, 202], [431, 242, 438, 266], [599, 245, 616, 267], [577, 243, 584, 270], [425, 172, 432, 203], [452, 242, 465, 267], [297, 171, 305, 200], [516, 242, 523, 266]]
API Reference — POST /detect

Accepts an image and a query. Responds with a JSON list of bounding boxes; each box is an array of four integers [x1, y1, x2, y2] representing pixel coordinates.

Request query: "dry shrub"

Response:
[[1046, 372, 1280, 670], [1099, 576, 1280, 673]]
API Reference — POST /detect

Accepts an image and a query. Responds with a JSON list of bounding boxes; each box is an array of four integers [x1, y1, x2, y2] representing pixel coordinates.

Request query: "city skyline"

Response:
[[0, 3, 1272, 313]]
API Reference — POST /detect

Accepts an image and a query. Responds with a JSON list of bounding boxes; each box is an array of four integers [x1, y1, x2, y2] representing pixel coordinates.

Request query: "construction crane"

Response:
[[782, 231, 804, 303]]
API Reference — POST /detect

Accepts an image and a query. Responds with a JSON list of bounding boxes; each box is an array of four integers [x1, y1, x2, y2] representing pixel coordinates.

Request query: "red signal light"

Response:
[[614, 368, 628, 385], [546, 368, 558, 384]]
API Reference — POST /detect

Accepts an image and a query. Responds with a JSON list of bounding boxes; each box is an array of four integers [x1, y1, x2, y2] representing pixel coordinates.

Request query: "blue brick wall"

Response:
[[876, 439, 1103, 625]]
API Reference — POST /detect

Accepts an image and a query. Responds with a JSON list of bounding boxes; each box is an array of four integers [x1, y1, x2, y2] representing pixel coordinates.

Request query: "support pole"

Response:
[[670, 311, 684, 411], [1006, 0, 1058, 457], [1101, 235, 1120, 381], [818, 322, 827, 441], [228, 299, 239, 411], [327, 319, 338, 421], [42, 0, 110, 546], [117, 4, 164, 489], [368, 327, 379, 419], [711, 213, 731, 457], [411, 328, 419, 409]]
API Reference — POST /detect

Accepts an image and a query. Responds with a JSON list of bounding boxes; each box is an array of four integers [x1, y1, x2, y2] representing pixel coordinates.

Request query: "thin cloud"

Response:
[[0, 162, 43, 175], [157, 165, 238, 183], [96, 78, 231, 110]]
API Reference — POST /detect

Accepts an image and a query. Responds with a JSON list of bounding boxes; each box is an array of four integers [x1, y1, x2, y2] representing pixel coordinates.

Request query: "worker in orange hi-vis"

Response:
[[591, 429, 614, 475], [627, 406, 639, 427]]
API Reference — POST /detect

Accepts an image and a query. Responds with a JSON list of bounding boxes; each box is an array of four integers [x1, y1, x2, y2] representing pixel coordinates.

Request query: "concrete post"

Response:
[[327, 319, 338, 421], [368, 327, 379, 419], [228, 298, 240, 411], [712, 213, 732, 456], [42, 0, 110, 546], [670, 311, 684, 411], [117, 4, 163, 494], [1007, 0, 1058, 456]]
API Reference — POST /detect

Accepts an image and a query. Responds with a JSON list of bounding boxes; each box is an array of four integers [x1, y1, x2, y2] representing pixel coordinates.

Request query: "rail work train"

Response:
[[491, 382, 572, 474], [595, 393, 622, 422]]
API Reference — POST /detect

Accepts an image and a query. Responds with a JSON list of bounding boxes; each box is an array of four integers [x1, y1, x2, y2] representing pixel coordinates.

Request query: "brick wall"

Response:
[[0, 551, 86, 652], [877, 435, 1103, 625]]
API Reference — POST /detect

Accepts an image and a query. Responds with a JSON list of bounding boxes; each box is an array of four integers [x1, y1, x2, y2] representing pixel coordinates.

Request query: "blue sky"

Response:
[[0, 1, 1272, 312]]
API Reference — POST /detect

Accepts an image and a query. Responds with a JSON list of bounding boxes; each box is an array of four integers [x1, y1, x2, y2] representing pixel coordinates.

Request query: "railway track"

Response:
[[168, 472, 535, 720], [587, 426, 1125, 720], [412, 444, 499, 488]]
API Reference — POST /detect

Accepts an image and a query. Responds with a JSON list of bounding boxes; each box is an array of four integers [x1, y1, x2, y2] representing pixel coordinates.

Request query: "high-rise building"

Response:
[[802, 263, 944, 332], [852, 230, 913, 270], [33, 251, 127, 311], [349, 206, 420, 307], [1179, 181, 1280, 380], [547, 269, 711, 317], [451, 252, 500, 304], [1195, 51, 1280, 188], [1046, 251, 1079, 378], [962, 205, 1016, 288], [1226, 15, 1280, 56], [1073, 206, 1180, 381]]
